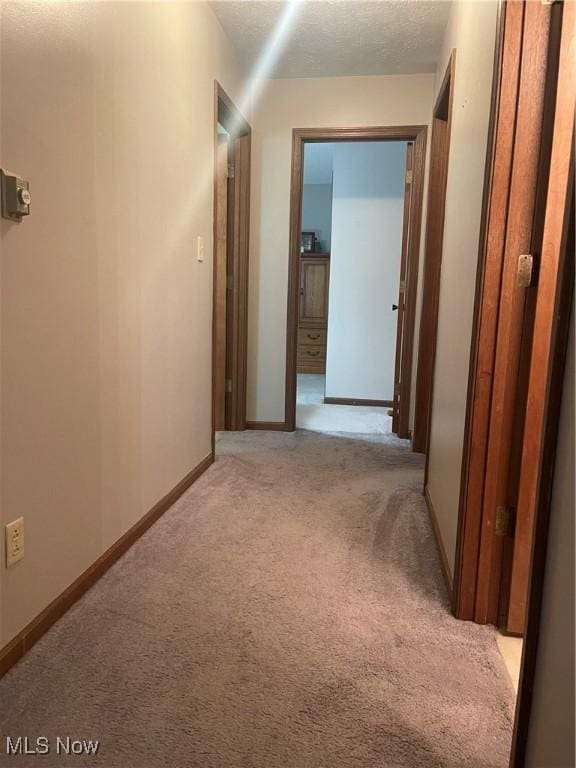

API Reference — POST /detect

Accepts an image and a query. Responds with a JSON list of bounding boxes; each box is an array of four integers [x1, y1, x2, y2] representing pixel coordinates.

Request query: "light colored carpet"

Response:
[[297, 373, 327, 405], [0, 430, 514, 767], [297, 374, 392, 433]]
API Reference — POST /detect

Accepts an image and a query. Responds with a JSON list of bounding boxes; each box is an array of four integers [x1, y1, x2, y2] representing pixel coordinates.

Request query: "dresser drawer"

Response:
[[298, 328, 327, 347], [297, 344, 326, 373], [297, 346, 326, 364], [297, 359, 325, 373]]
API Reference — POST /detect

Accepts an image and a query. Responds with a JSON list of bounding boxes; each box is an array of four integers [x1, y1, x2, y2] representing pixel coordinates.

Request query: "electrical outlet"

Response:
[[5, 517, 24, 567]]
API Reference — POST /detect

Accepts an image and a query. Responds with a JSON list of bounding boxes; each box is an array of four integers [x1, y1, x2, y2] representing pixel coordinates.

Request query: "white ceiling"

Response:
[[209, 1, 450, 79], [304, 143, 334, 184]]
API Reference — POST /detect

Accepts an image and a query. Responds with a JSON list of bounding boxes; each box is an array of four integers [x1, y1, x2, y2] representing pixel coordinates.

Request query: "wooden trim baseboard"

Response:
[[0, 451, 214, 679], [245, 421, 292, 431], [323, 397, 393, 407], [424, 486, 454, 595]]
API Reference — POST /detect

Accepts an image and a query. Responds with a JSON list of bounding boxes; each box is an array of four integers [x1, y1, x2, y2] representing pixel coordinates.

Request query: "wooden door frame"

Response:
[[214, 132, 229, 433], [285, 125, 428, 433], [504, 0, 566, 636], [474, 0, 557, 631], [212, 81, 251, 444], [452, 0, 562, 625], [392, 141, 415, 433], [412, 51, 456, 458], [510, 0, 574, 760], [452, 0, 515, 621]]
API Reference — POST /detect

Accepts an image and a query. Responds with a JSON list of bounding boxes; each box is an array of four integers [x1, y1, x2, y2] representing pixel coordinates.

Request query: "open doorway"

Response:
[[212, 82, 251, 440], [296, 141, 407, 433], [286, 127, 427, 436], [412, 50, 455, 457]]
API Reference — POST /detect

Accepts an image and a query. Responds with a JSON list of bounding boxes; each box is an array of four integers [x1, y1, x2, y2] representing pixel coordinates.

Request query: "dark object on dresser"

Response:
[[301, 231, 316, 253]]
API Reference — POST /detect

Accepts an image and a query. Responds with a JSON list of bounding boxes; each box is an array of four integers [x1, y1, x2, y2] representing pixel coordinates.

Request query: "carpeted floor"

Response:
[[297, 374, 392, 433], [0, 430, 514, 767]]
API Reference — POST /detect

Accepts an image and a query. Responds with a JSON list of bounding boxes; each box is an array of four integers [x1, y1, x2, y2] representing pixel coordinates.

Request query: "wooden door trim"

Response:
[[392, 142, 414, 434], [412, 50, 456, 458], [394, 141, 414, 436], [453, 0, 518, 621], [228, 133, 251, 431], [452, 0, 560, 625], [212, 81, 251, 442], [425, 486, 454, 595], [285, 125, 428, 432], [505, 0, 566, 634], [474, 0, 554, 628], [213, 133, 229, 432], [511, 0, 574, 760]]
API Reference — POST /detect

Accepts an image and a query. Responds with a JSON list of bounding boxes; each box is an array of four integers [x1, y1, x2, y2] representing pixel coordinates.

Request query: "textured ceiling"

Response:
[[210, 1, 451, 79]]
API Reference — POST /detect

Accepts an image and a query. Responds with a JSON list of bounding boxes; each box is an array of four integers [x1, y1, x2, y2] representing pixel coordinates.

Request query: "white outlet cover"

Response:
[[6, 516, 24, 567]]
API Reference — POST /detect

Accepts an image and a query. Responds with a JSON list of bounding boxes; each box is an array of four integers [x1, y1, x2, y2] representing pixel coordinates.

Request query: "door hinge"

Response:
[[517, 254, 535, 288], [405, 169, 413, 184], [227, 164, 235, 179], [225, 378, 232, 393], [495, 506, 516, 537], [399, 279, 406, 293]]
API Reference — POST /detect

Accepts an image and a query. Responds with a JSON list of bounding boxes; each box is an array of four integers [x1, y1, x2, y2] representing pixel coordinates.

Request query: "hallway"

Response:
[[0, 431, 514, 767]]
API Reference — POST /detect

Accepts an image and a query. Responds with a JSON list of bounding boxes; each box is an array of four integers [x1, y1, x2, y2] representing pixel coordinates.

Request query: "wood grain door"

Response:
[[392, 142, 413, 434], [299, 258, 330, 327], [225, 133, 251, 431], [453, 0, 570, 633], [213, 83, 251, 439], [509, 8, 574, 762], [506, 0, 574, 635], [413, 52, 455, 455], [453, 0, 525, 622], [473, 0, 558, 628], [214, 133, 229, 432]]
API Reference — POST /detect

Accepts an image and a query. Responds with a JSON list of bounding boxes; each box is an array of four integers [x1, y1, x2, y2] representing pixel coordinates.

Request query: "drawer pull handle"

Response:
[[307, 350, 320, 357], [307, 334, 321, 340]]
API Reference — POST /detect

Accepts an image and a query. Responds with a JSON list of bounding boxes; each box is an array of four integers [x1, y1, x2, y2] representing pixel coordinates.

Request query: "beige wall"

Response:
[[247, 73, 434, 422], [426, 0, 499, 574], [0, 1, 245, 646], [525, 308, 574, 767]]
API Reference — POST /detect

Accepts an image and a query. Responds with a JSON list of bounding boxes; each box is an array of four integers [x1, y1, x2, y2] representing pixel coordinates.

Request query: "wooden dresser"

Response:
[[297, 254, 330, 373]]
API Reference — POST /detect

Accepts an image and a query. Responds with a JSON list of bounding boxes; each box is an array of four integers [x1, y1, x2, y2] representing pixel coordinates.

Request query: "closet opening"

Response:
[[212, 82, 251, 440]]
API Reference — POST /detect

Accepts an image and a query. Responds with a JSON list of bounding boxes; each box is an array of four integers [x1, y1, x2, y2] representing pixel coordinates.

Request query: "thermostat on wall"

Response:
[[1, 169, 31, 222]]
